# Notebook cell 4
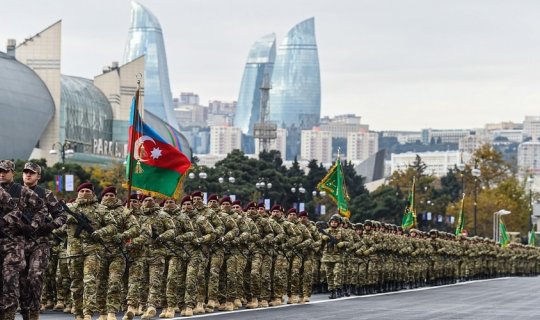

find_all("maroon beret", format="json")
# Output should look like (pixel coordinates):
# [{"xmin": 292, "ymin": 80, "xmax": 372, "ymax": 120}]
[
  {"xmin": 257, "ymin": 202, "xmax": 265, "ymax": 208},
  {"xmin": 208, "ymin": 194, "xmax": 219, "ymax": 202},
  {"xmin": 159, "ymin": 199, "xmax": 166, "ymax": 207},
  {"xmin": 141, "ymin": 194, "xmax": 154, "ymax": 201},
  {"xmin": 232, "ymin": 200, "xmax": 242, "ymax": 207},
  {"xmin": 244, "ymin": 201, "xmax": 256, "ymax": 210},
  {"xmin": 77, "ymin": 182, "xmax": 94, "ymax": 193},
  {"xmin": 298, "ymin": 211, "xmax": 308, "ymax": 218},
  {"xmin": 287, "ymin": 208, "xmax": 297, "ymax": 214},
  {"xmin": 101, "ymin": 186, "xmax": 117, "ymax": 197},
  {"xmin": 180, "ymin": 195, "xmax": 192, "ymax": 205},
  {"xmin": 270, "ymin": 204, "xmax": 282, "ymax": 212},
  {"xmin": 220, "ymin": 196, "xmax": 232, "ymax": 204},
  {"xmin": 191, "ymin": 191, "xmax": 203, "ymax": 198},
  {"xmin": 129, "ymin": 193, "xmax": 139, "ymax": 201}
]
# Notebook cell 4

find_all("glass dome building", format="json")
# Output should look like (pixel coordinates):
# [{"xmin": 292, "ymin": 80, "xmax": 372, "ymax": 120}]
[{"xmin": 0, "ymin": 51, "xmax": 55, "ymax": 160}]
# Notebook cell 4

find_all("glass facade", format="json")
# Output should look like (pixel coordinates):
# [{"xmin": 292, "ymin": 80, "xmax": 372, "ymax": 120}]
[
  {"xmin": 269, "ymin": 18, "xmax": 321, "ymax": 159},
  {"xmin": 234, "ymin": 33, "xmax": 276, "ymax": 135},
  {"xmin": 60, "ymin": 75, "xmax": 113, "ymax": 154},
  {"xmin": 0, "ymin": 52, "xmax": 54, "ymax": 160},
  {"xmin": 122, "ymin": 1, "xmax": 179, "ymax": 130}
]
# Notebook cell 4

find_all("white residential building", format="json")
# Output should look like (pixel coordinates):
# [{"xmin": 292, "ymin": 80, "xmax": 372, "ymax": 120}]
[
  {"xmin": 523, "ymin": 116, "xmax": 540, "ymax": 140},
  {"xmin": 347, "ymin": 131, "xmax": 379, "ymax": 162},
  {"xmin": 301, "ymin": 129, "xmax": 332, "ymax": 163},
  {"xmin": 210, "ymin": 126, "xmax": 242, "ymax": 155},
  {"xmin": 390, "ymin": 151, "xmax": 470, "ymax": 177},
  {"xmin": 517, "ymin": 141, "xmax": 540, "ymax": 175}
]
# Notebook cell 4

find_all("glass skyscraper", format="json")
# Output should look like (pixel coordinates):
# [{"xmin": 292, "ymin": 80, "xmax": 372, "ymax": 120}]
[
  {"xmin": 269, "ymin": 17, "xmax": 321, "ymax": 159},
  {"xmin": 235, "ymin": 33, "xmax": 276, "ymax": 135},
  {"xmin": 122, "ymin": 1, "xmax": 179, "ymax": 130}
]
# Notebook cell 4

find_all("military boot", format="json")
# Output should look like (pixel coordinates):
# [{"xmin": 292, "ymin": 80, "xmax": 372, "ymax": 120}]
[
  {"xmin": 107, "ymin": 313, "xmax": 118, "ymax": 320},
  {"xmin": 259, "ymin": 300, "xmax": 269, "ymax": 308},
  {"xmin": 124, "ymin": 305, "xmax": 137, "ymax": 320},
  {"xmin": 345, "ymin": 285, "xmax": 351, "ymax": 297},
  {"xmin": 53, "ymin": 300, "xmax": 65, "ymax": 310},
  {"xmin": 224, "ymin": 302, "xmax": 234, "ymax": 311},
  {"xmin": 184, "ymin": 307, "xmax": 193, "ymax": 317},
  {"xmin": 329, "ymin": 290, "xmax": 337, "ymax": 299},
  {"xmin": 205, "ymin": 300, "xmax": 216, "ymax": 313},
  {"xmin": 83, "ymin": 315, "xmax": 93, "ymax": 320},
  {"xmin": 98, "ymin": 314, "xmax": 107, "ymax": 320},
  {"xmin": 217, "ymin": 303, "xmax": 227, "ymax": 311},
  {"xmin": 135, "ymin": 305, "xmax": 144, "ymax": 316},
  {"xmin": 45, "ymin": 300, "xmax": 54, "ymax": 309},
  {"xmin": 141, "ymin": 306, "xmax": 156, "ymax": 320},
  {"xmin": 20, "ymin": 309, "xmax": 30, "ymax": 320},
  {"xmin": 193, "ymin": 302, "xmax": 205, "ymax": 314},
  {"xmin": 245, "ymin": 298, "xmax": 258, "ymax": 309},
  {"xmin": 29, "ymin": 310, "xmax": 40, "ymax": 320},
  {"xmin": 337, "ymin": 288, "xmax": 343, "ymax": 298}
]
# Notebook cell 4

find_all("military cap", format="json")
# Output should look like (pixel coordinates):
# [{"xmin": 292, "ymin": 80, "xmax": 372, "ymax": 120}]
[
  {"xmin": 429, "ymin": 229, "xmax": 438, "ymax": 235},
  {"xmin": 287, "ymin": 208, "xmax": 297, "ymax": 214},
  {"xmin": 77, "ymin": 182, "xmax": 94, "ymax": 193},
  {"xmin": 220, "ymin": 196, "xmax": 232, "ymax": 204},
  {"xmin": 180, "ymin": 195, "xmax": 192, "ymax": 205},
  {"xmin": 364, "ymin": 220, "xmax": 373, "ymax": 226},
  {"xmin": 191, "ymin": 190, "xmax": 203, "ymax": 198},
  {"xmin": 244, "ymin": 201, "xmax": 257, "ymax": 210},
  {"xmin": 0, "ymin": 160, "xmax": 14, "ymax": 171},
  {"xmin": 141, "ymin": 194, "xmax": 154, "ymax": 201},
  {"xmin": 397, "ymin": 226, "xmax": 403, "ymax": 232},
  {"xmin": 298, "ymin": 210, "xmax": 308, "ymax": 218},
  {"xmin": 129, "ymin": 193, "xmax": 139, "ymax": 201},
  {"xmin": 270, "ymin": 204, "xmax": 282, "ymax": 212},
  {"xmin": 231, "ymin": 200, "xmax": 242, "ymax": 207},
  {"xmin": 315, "ymin": 221, "xmax": 327, "ymax": 228},
  {"xmin": 23, "ymin": 162, "xmax": 41, "ymax": 174},
  {"xmin": 101, "ymin": 186, "xmax": 117, "ymax": 197},
  {"xmin": 207, "ymin": 194, "xmax": 219, "ymax": 202},
  {"xmin": 354, "ymin": 223, "xmax": 364, "ymax": 230}
]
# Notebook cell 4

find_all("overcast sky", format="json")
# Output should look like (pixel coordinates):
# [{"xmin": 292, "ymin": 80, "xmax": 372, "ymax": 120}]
[{"xmin": 2, "ymin": 0, "xmax": 540, "ymax": 131}]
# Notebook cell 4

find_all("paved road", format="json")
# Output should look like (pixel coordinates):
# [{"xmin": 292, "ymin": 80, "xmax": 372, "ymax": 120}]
[{"xmin": 31, "ymin": 276, "xmax": 539, "ymax": 320}]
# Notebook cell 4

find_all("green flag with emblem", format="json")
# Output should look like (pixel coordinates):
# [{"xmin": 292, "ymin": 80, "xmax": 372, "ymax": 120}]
[
  {"xmin": 499, "ymin": 217, "xmax": 510, "ymax": 247},
  {"xmin": 401, "ymin": 177, "xmax": 416, "ymax": 229},
  {"xmin": 317, "ymin": 153, "xmax": 350, "ymax": 218},
  {"xmin": 529, "ymin": 225, "xmax": 536, "ymax": 246},
  {"xmin": 455, "ymin": 193, "xmax": 466, "ymax": 236}
]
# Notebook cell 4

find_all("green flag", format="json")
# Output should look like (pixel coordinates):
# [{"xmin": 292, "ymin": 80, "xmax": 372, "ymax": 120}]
[
  {"xmin": 529, "ymin": 225, "xmax": 536, "ymax": 246},
  {"xmin": 401, "ymin": 178, "xmax": 416, "ymax": 229},
  {"xmin": 317, "ymin": 154, "xmax": 350, "ymax": 218},
  {"xmin": 499, "ymin": 217, "xmax": 510, "ymax": 247},
  {"xmin": 455, "ymin": 194, "xmax": 466, "ymax": 236}
]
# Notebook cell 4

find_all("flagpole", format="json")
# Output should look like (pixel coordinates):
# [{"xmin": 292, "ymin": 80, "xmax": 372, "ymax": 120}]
[
  {"xmin": 126, "ymin": 79, "xmax": 141, "ymax": 208},
  {"xmin": 412, "ymin": 176, "xmax": 416, "ymax": 228}
]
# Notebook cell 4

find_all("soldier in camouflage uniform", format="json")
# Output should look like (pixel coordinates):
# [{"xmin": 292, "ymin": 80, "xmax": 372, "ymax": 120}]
[
  {"xmin": 97, "ymin": 186, "xmax": 139, "ymax": 320},
  {"xmin": 136, "ymin": 195, "xmax": 175, "ymax": 320},
  {"xmin": 340, "ymin": 218, "xmax": 355, "ymax": 296},
  {"xmin": 20, "ymin": 162, "xmax": 66, "ymax": 320},
  {"xmin": 286, "ymin": 208, "xmax": 312, "ymax": 304},
  {"xmin": 320, "ymin": 214, "xmax": 349, "ymax": 299},
  {"xmin": 298, "ymin": 210, "xmax": 320, "ymax": 303},
  {"xmin": 228, "ymin": 200, "xmax": 251, "ymax": 309},
  {"xmin": 268, "ymin": 205, "xmax": 287, "ymax": 306},
  {"xmin": 313, "ymin": 221, "xmax": 328, "ymax": 294},
  {"xmin": 352, "ymin": 223, "xmax": 368, "ymax": 295},
  {"xmin": 240, "ymin": 202, "xmax": 260, "ymax": 308},
  {"xmin": 66, "ymin": 182, "xmax": 117, "ymax": 320},
  {"xmin": 0, "ymin": 160, "xmax": 31, "ymax": 320}
]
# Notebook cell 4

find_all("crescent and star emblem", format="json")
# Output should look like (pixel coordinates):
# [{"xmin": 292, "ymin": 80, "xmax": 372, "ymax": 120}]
[{"xmin": 134, "ymin": 136, "xmax": 163, "ymax": 161}]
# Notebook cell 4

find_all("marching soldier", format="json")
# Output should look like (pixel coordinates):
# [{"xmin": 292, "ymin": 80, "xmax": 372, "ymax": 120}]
[
  {"xmin": 286, "ymin": 208, "xmax": 312, "ymax": 304},
  {"xmin": 320, "ymin": 214, "xmax": 349, "ymax": 299}
]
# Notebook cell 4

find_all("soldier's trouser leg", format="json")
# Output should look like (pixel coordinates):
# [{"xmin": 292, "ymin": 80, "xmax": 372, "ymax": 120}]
[
  {"xmin": 235, "ymin": 253, "xmax": 247, "ymax": 301},
  {"xmin": 177, "ymin": 259, "xmax": 188, "ymax": 308},
  {"xmin": 165, "ymin": 257, "xmax": 181, "ymax": 309},
  {"xmin": 250, "ymin": 253, "xmax": 263, "ymax": 300},
  {"xmin": 20, "ymin": 241, "xmax": 50, "ymax": 312},
  {"xmin": 289, "ymin": 255, "xmax": 302, "ymax": 296},
  {"xmin": 302, "ymin": 256, "xmax": 314, "ymax": 298},
  {"xmin": 125, "ymin": 256, "xmax": 143, "ymax": 307},
  {"xmin": 260, "ymin": 254, "xmax": 272, "ymax": 302},
  {"xmin": 207, "ymin": 250, "xmax": 224, "ymax": 303},
  {"xmin": 107, "ymin": 255, "xmax": 126, "ymax": 313},
  {"xmin": 56, "ymin": 256, "xmax": 71, "ymax": 305},
  {"xmin": 83, "ymin": 253, "xmax": 101, "ymax": 316},
  {"xmin": 225, "ymin": 255, "xmax": 238, "ymax": 303},
  {"xmin": 69, "ymin": 256, "xmax": 84, "ymax": 317},
  {"xmin": 96, "ymin": 257, "xmax": 109, "ymax": 315},
  {"xmin": 147, "ymin": 255, "xmax": 165, "ymax": 307},
  {"xmin": 185, "ymin": 252, "xmax": 202, "ymax": 309},
  {"xmin": 139, "ymin": 260, "xmax": 149, "ymax": 307},
  {"xmin": 0, "ymin": 237, "xmax": 26, "ymax": 312},
  {"xmin": 41, "ymin": 249, "xmax": 58, "ymax": 305},
  {"xmin": 217, "ymin": 259, "xmax": 227, "ymax": 304},
  {"xmin": 272, "ymin": 254, "xmax": 288, "ymax": 300},
  {"xmin": 196, "ymin": 253, "xmax": 209, "ymax": 303},
  {"xmin": 324, "ymin": 262, "xmax": 336, "ymax": 291}
]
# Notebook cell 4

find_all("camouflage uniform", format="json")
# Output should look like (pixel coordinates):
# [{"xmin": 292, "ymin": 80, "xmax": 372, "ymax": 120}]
[
  {"xmin": 321, "ymin": 215, "xmax": 349, "ymax": 298},
  {"xmin": 287, "ymin": 210, "xmax": 312, "ymax": 303},
  {"xmin": 298, "ymin": 216, "xmax": 319, "ymax": 302},
  {"xmin": 123, "ymin": 200, "xmax": 145, "ymax": 320}
]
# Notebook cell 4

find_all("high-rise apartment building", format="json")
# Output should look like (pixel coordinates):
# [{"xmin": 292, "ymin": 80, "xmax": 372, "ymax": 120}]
[
  {"xmin": 523, "ymin": 116, "xmax": 540, "ymax": 140},
  {"xmin": 270, "ymin": 18, "xmax": 321, "ymax": 159},
  {"xmin": 210, "ymin": 126, "xmax": 242, "ymax": 155},
  {"xmin": 300, "ymin": 129, "xmax": 332, "ymax": 163},
  {"xmin": 122, "ymin": 1, "xmax": 178, "ymax": 130},
  {"xmin": 254, "ymin": 128, "xmax": 287, "ymax": 159},
  {"xmin": 347, "ymin": 131, "xmax": 379, "ymax": 162},
  {"xmin": 235, "ymin": 33, "xmax": 276, "ymax": 135},
  {"xmin": 320, "ymin": 114, "xmax": 369, "ymax": 139},
  {"xmin": 518, "ymin": 141, "xmax": 540, "ymax": 175},
  {"xmin": 390, "ymin": 151, "xmax": 467, "ymax": 177}
]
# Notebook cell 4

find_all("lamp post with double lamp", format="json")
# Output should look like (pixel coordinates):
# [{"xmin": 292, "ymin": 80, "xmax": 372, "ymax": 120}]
[
  {"xmin": 493, "ymin": 209, "xmax": 511, "ymax": 243},
  {"xmin": 312, "ymin": 190, "xmax": 327, "ymax": 216},
  {"xmin": 291, "ymin": 184, "xmax": 306, "ymax": 211},
  {"xmin": 49, "ymin": 142, "xmax": 74, "ymax": 167},
  {"xmin": 255, "ymin": 179, "xmax": 272, "ymax": 200},
  {"xmin": 188, "ymin": 171, "xmax": 207, "ymax": 194},
  {"xmin": 218, "ymin": 173, "xmax": 235, "ymax": 196},
  {"xmin": 471, "ymin": 163, "xmax": 481, "ymax": 236}
]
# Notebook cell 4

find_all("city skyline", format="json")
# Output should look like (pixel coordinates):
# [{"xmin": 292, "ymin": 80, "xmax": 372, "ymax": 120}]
[{"xmin": 3, "ymin": 0, "xmax": 540, "ymax": 131}]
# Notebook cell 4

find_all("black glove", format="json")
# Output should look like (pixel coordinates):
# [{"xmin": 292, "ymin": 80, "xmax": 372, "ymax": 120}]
[
  {"xmin": 17, "ymin": 222, "xmax": 35, "ymax": 235},
  {"xmin": 36, "ymin": 223, "xmax": 56, "ymax": 236}
]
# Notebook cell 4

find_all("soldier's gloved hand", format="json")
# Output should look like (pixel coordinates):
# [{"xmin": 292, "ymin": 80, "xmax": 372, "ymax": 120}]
[
  {"xmin": 113, "ymin": 233, "xmax": 125, "ymax": 244},
  {"xmin": 36, "ymin": 222, "xmax": 55, "ymax": 236},
  {"xmin": 337, "ymin": 242, "xmax": 346, "ymax": 248},
  {"xmin": 321, "ymin": 235, "xmax": 330, "ymax": 241},
  {"xmin": 17, "ymin": 222, "xmax": 34, "ymax": 235},
  {"xmin": 192, "ymin": 238, "xmax": 202, "ymax": 246},
  {"xmin": 90, "ymin": 230, "xmax": 102, "ymax": 241}
]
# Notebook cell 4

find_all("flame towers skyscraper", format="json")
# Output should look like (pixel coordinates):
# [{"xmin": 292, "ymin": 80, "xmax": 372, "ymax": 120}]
[
  {"xmin": 269, "ymin": 17, "xmax": 321, "ymax": 159},
  {"xmin": 122, "ymin": 1, "xmax": 178, "ymax": 130}
]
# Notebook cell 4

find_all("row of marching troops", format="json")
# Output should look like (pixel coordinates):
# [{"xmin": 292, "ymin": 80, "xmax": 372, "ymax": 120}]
[{"xmin": 1, "ymin": 160, "xmax": 540, "ymax": 320}]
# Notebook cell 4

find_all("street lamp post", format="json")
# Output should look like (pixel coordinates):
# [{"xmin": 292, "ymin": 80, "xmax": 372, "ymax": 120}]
[
  {"xmin": 256, "ymin": 179, "xmax": 272, "ymax": 200},
  {"xmin": 456, "ymin": 160, "xmax": 466, "ymax": 196},
  {"xmin": 291, "ymin": 184, "xmax": 306, "ymax": 211},
  {"xmin": 49, "ymin": 142, "xmax": 74, "ymax": 166},
  {"xmin": 312, "ymin": 190, "xmax": 327, "ymax": 215},
  {"xmin": 471, "ymin": 163, "xmax": 481, "ymax": 236},
  {"xmin": 218, "ymin": 173, "xmax": 235, "ymax": 195},
  {"xmin": 188, "ymin": 171, "xmax": 207, "ymax": 193}
]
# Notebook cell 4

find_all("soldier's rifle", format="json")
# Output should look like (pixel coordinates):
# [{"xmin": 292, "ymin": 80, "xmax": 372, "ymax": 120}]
[
  {"xmin": 20, "ymin": 211, "xmax": 40, "ymax": 246},
  {"xmin": 318, "ymin": 227, "xmax": 337, "ymax": 249},
  {"xmin": 61, "ymin": 202, "xmax": 113, "ymax": 256},
  {"xmin": 0, "ymin": 221, "xmax": 14, "ymax": 241},
  {"xmin": 150, "ymin": 224, "xmax": 183, "ymax": 258}
]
